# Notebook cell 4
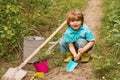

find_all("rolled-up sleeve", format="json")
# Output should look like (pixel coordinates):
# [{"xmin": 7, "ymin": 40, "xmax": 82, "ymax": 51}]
[
  {"xmin": 64, "ymin": 33, "xmax": 74, "ymax": 43},
  {"xmin": 85, "ymin": 29, "xmax": 95, "ymax": 41}
]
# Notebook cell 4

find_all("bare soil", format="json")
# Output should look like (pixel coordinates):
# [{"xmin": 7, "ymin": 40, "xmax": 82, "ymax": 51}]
[{"xmin": 0, "ymin": 0, "xmax": 103, "ymax": 80}]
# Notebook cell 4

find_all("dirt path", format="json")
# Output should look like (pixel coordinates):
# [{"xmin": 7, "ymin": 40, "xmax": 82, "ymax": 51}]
[
  {"xmin": 84, "ymin": 0, "xmax": 102, "ymax": 40},
  {"xmin": 43, "ymin": 0, "xmax": 103, "ymax": 80}
]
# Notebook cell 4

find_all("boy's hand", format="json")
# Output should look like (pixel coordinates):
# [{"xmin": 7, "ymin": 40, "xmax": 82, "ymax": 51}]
[
  {"xmin": 74, "ymin": 53, "xmax": 81, "ymax": 61},
  {"xmin": 74, "ymin": 48, "xmax": 84, "ymax": 61},
  {"xmin": 78, "ymin": 48, "xmax": 85, "ymax": 54},
  {"xmin": 73, "ymin": 54, "xmax": 77, "ymax": 58}
]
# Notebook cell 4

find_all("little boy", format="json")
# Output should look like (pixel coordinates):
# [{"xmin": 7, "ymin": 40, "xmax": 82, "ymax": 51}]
[{"xmin": 59, "ymin": 9, "xmax": 95, "ymax": 62}]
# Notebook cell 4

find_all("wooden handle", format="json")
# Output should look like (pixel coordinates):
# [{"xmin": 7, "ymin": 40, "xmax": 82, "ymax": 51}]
[{"xmin": 18, "ymin": 20, "xmax": 67, "ymax": 69}]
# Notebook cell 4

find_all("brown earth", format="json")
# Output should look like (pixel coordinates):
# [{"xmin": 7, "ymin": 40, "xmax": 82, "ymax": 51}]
[{"xmin": 0, "ymin": 0, "xmax": 103, "ymax": 80}]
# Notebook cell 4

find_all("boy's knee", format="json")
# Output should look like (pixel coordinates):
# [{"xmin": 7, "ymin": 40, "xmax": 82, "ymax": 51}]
[
  {"xmin": 59, "ymin": 38, "xmax": 66, "ymax": 46},
  {"xmin": 76, "ymin": 39, "xmax": 88, "ymax": 48},
  {"xmin": 59, "ymin": 38, "xmax": 68, "ymax": 53}
]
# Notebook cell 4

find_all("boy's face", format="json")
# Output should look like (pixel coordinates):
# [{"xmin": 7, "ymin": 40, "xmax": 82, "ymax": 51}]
[{"xmin": 69, "ymin": 20, "xmax": 82, "ymax": 31}]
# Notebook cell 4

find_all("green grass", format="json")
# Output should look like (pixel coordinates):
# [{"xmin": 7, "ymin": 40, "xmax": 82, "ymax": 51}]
[{"xmin": 91, "ymin": 0, "xmax": 120, "ymax": 80}]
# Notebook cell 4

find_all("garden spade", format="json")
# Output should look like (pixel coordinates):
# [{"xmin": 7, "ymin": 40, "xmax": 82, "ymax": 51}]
[
  {"xmin": 66, "ymin": 59, "xmax": 78, "ymax": 72},
  {"xmin": 2, "ymin": 68, "xmax": 27, "ymax": 80},
  {"xmin": 2, "ymin": 20, "xmax": 67, "ymax": 80}
]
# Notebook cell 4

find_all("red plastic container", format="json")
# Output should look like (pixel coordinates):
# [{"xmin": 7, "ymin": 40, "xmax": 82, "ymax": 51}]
[{"xmin": 34, "ymin": 60, "xmax": 48, "ymax": 73}]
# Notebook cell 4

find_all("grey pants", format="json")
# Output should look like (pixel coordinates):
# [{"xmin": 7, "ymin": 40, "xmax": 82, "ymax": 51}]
[{"xmin": 59, "ymin": 37, "xmax": 89, "ymax": 53}]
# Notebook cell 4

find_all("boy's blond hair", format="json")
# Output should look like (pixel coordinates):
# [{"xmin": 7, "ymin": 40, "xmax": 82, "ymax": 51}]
[{"xmin": 66, "ymin": 9, "xmax": 84, "ymax": 26}]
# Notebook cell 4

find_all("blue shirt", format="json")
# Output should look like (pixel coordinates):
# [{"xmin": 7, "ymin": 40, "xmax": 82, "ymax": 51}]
[{"xmin": 64, "ymin": 24, "xmax": 95, "ymax": 43}]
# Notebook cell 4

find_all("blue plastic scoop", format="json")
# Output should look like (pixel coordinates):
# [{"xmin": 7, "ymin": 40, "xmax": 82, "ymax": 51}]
[{"xmin": 66, "ymin": 60, "xmax": 78, "ymax": 72}]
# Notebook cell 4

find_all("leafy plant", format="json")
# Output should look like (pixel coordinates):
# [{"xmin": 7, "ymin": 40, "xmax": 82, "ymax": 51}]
[
  {"xmin": 0, "ymin": 0, "xmax": 87, "ymax": 60},
  {"xmin": 37, "ymin": 53, "xmax": 47, "ymax": 62},
  {"xmin": 91, "ymin": 0, "xmax": 120, "ymax": 80}
]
